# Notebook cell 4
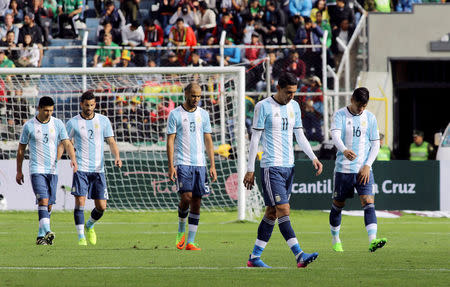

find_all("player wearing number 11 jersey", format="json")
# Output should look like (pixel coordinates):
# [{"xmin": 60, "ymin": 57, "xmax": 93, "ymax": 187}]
[{"xmin": 329, "ymin": 87, "xmax": 387, "ymax": 253}]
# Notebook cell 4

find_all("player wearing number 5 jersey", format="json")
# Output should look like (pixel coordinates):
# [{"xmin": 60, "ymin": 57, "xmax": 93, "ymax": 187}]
[
  {"xmin": 16, "ymin": 96, "xmax": 78, "ymax": 245},
  {"xmin": 65, "ymin": 91, "xmax": 122, "ymax": 246},
  {"xmin": 329, "ymin": 87, "xmax": 387, "ymax": 253}
]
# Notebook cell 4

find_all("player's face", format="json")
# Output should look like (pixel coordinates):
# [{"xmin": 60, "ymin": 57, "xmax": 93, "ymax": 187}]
[
  {"xmin": 186, "ymin": 87, "xmax": 202, "ymax": 109},
  {"xmin": 81, "ymin": 99, "xmax": 96, "ymax": 117},
  {"xmin": 38, "ymin": 105, "xmax": 54, "ymax": 121},
  {"xmin": 350, "ymin": 99, "xmax": 367, "ymax": 115},
  {"xmin": 279, "ymin": 85, "xmax": 297, "ymax": 104}
]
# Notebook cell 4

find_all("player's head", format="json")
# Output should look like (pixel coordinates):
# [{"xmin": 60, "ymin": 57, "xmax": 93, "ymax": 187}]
[
  {"xmin": 350, "ymin": 87, "xmax": 369, "ymax": 114},
  {"xmin": 276, "ymin": 72, "xmax": 298, "ymax": 105},
  {"xmin": 37, "ymin": 96, "xmax": 55, "ymax": 121},
  {"xmin": 184, "ymin": 82, "xmax": 202, "ymax": 109},
  {"xmin": 80, "ymin": 91, "xmax": 96, "ymax": 117}
]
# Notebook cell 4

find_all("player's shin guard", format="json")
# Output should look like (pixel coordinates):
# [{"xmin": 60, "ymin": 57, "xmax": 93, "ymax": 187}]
[
  {"xmin": 330, "ymin": 203, "xmax": 343, "ymax": 244},
  {"xmin": 38, "ymin": 205, "xmax": 50, "ymax": 236},
  {"xmin": 251, "ymin": 216, "xmax": 275, "ymax": 259},
  {"xmin": 278, "ymin": 216, "xmax": 303, "ymax": 259},
  {"xmin": 363, "ymin": 203, "xmax": 377, "ymax": 242},
  {"xmin": 74, "ymin": 206, "xmax": 85, "ymax": 239},
  {"xmin": 86, "ymin": 208, "xmax": 104, "ymax": 229},
  {"xmin": 178, "ymin": 206, "xmax": 189, "ymax": 233},
  {"xmin": 187, "ymin": 212, "xmax": 200, "ymax": 244}
]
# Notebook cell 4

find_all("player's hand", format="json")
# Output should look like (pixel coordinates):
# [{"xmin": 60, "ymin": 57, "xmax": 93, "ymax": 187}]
[
  {"xmin": 312, "ymin": 158, "xmax": 323, "ymax": 176},
  {"xmin": 16, "ymin": 172, "xmax": 24, "ymax": 185},
  {"xmin": 243, "ymin": 172, "xmax": 255, "ymax": 190},
  {"xmin": 70, "ymin": 159, "xmax": 78, "ymax": 173},
  {"xmin": 358, "ymin": 165, "xmax": 371, "ymax": 185},
  {"xmin": 343, "ymin": 149, "xmax": 357, "ymax": 161},
  {"xmin": 168, "ymin": 166, "xmax": 177, "ymax": 182},
  {"xmin": 209, "ymin": 166, "xmax": 217, "ymax": 183},
  {"xmin": 115, "ymin": 158, "xmax": 123, "ymax": 168}
]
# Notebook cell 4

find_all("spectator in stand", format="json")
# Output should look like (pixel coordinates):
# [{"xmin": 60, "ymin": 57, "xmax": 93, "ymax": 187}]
[
  {"xmin": 6, "ymin": 89, "xmax": 30, "ymax": 140},
  {"xmin": 169, "ymin": 4, "xmax": 195, "ymax": 29},
  {"xmin": 310, "ymin": 0, "xmax": 329, "ymax": 23},
  {"xmin": 246, "ymin": 0, "xmax": 264, "ymax": 22},
  {"xmin": 30, "ymin": 0, "xmax": 51, "ymax": 46},
  {"xmin": 294, "ymin": 16, "xmax": 323, "ymax": 77},
  {"xmin": 162, "ymin": 50, "xmax": 182, "ymax": 66},
  {"xmin": 219, "ymin": 0, "xmax": 246, "ymax": 33},
  {"xmin": 98, "ymin": 20, "xmax": 122, "ymax": 44},
  {"xmin": 289, "ymin": 0, "xmax": 312, "ymax": 17},
  {"xmin": 396, "ymin": 0, "xmax": 421, "ymax": 12},
  {"xmin": 242, "ymin": 14, "xmax": 255, "ymax": 44},
  {"xmin": 188, "ymin": 51, "xmax": 207, "ymax": 67},
  {"xmin": 329, "ymin": 0, "xmax": 354, "ymax": 30},
  {"xmin": 285, "ymin": 14, "xmax": 302, "ymax": 46},
  {"xmin": 298, "ymin": 75, "xmax": 323, "ymax": 142},
  {"xmin": 17, "ymin": 33, "xmax": 40, "ymax": 66},
  {"xmin": 120, "ymin": 0, "xmax": 140, "ymax": 23},
  {"xmin": 282, "ymin": 50, "xmax": 307, "ymax": 81},
  {"xmin": 0, "ymin": 31, "xmax": 20, "ymax": 64},
  {"xmin": 143, "ymin": 19, "xmax": 164, "ymax": 66},
  {"xmin": 120, "ymin": 49, "xmax": 131, "ymax": 67},
  {"xmin": 43, "ymin": 0, "xmax": 57, "ymax": 21},
  {"xmin": 197, "ymin": 33, "xmax": 217, "ymax": 65},
  {"xmin": 0, "ymin": 49, "xmax": 16, "ymax": 67},
  {"xmin": 158, "ymin": 0, "xmax": 176, "ymax": 33},
  {"xmin": 193, "ymin": 0, "xmax": 216, "ymax": 43},
  {"xmin": 99, "ymin": 1, "xmax": 125, "ymax": 36},
  {"xmin": 128, "ymin": 96, "xmax": 151, "ymax": 142},
  {"xmin": 0, "ymin": 13, "xmax": 20, "ymax": 43},
  {"xmin": 217, "ymin": 37, "xmax": 240, "ymax": 65},
  {"xmin": 365, "ymin": 0, "xmax": 393, "ymax": 12},
  {"xmin": 212, "ymin": 12, "xmax": 238, "ymax": 42},
  {"xmin": 56, "ymin": 0, "xmax": 83, "ymax": 38},
  {"xmin": 244, "ymin": 32, "xmax": 264, "ymax": 64},
  {"xmin": 19, "ymin": 13, "xmax": 43, "ymax": 66},
  {"xmin": 168, "ymin": 17, "xmax": 197, "ymax": 65},
  {"xmin": 0, "ymin": 0, "xmax": 9, "ymax": 22},
  {"xmin": 121, "ymin": 20, "xmax": 145, "ymax": 66},
  {"xmin": 6, "ymin": 0, "xmax": 24, "ymax": 23},
  {"xmin": 315, "ymin": 10, "xmax": 331, "ymax": 48},
  {"xmin": 93, "ymin": 33, "xmax": 121, "ymax": 67},
  {"xmin": 331, "ymin": 18, "xmax": 354, "ymax": 67},
  {"xmin": 262, "ymin": 0, "xmax": 286, "ymax": 45},
  {"xmin": 112, "ymin": 96, "xmax": 130, "ymax": 142}
]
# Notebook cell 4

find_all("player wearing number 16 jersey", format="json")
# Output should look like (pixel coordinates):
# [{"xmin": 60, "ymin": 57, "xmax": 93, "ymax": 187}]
[{"xmin": 329, "ymin": 87, "xmax": 387, "ymax": 253}]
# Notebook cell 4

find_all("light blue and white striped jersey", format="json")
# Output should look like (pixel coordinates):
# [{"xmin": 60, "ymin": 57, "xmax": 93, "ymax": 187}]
[
  {"xmin": 167, "ymin": 106, "xmax": 212, "ymax": 167},
  {"xmin": 331, "ymin": 107, "xmax": 379, "ymax": 173},
  {"xmin": 253, "ymin": 96, "xmax": 303, "ymax": 168},
  {"xmin": 66, "ymin": 113, "xmax": 114, "ymax": 173},
  {"xmin": 19, "ymin": 116, "xmax": 69, "ymax": 175}
]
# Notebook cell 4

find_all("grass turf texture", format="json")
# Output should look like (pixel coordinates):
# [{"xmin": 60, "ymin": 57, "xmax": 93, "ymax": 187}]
[{"xmin": 0, "ymin": 211, "xmax": 449, "ymax": 286}]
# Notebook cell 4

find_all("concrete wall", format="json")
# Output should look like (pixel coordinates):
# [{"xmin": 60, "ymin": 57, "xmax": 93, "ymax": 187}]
[{"xmin": 368, "ymin": 4, "xmax": 450, "ymax": 72}]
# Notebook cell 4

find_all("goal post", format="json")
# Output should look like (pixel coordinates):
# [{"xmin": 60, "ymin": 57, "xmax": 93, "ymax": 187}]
[{"xmin": 0, "ymin": 67, "xmax": 262, "ymax": 221}]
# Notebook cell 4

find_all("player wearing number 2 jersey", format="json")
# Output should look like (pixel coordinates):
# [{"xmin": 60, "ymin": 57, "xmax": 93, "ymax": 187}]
[
  {"xmin": 16, "ymin": 96, "xmax": 78, "ymax": 245},
  {"xmin": 329, "ymin": 87, "xmax": 387, "ymax": 253}
]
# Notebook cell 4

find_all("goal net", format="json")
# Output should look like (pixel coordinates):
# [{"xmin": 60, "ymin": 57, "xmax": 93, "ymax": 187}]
[{"xmin": 0, "ymin": 67, "xmax": 264, "ymax": 220}]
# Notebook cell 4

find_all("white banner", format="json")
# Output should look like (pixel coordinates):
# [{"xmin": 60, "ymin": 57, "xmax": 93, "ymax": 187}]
[{"xmin": 0, "ymin": 160, "xmax": 94, "ymax": 211}]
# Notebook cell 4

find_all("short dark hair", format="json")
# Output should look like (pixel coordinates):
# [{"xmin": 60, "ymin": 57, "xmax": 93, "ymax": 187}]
[
  {"xmin": 176, "ymin": 17, "xmax": 184, "ymax": 23},
  {"xmin": 278, "ymin": 73, "xmax": 298, "ymax": 88},
  {"xmin": 38, "ymin": 96, "xmax": 54, "ymax": 108},
  {"xmin": 304, "ymin": 16, "xmax": 312, "ymax": 24},
  {"xmin": 105, "ymin": 1, "xmax": 114, "ymax": 8},
  {"xmin": 352, "ymin": 87, "xmax": 370, "ymax": 105},
  {"xmin": 130, "ymin": 20, "xmax": 140, "ymax": 28},
  {"xmin": 199, "ymin": 1, "xmax": 208, "ymax": 9},
  {"xmin": 81, "ymin": 91, "xmax": 95, "ymax": 102},
  {"xmin": 143, "ymin": 18, "xmax": 154, "ymax": 27}
]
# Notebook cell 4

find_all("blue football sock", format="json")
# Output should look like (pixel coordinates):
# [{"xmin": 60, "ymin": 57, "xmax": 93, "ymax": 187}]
[
  {"xmin": 251, "ymin": 216, "xmax": 275, "ymax": 259},
  {"xmin": 278, "ymin": 215, "xmax": 302, "ymax": 258},
  {"xmin": 38, "ymin": 205, "xmax": 50, "ymax": 236},
  {"xmin": 364, "ymin": 203, "xmax": 377, "ymax": 242},
  {"xmin": 187, "ymin": 212, "xmax": 200, "ymax": 244},
  {"xmin": 330, "ymin": 203, "xmax": 343, "ymax": 244},
  {"xmin": 178, "ymin": 206, "xmax": 189, "ymax": 233},
  {"xmin": 74, "ymin": 206, "xmax": 85, "ymax": 239}
]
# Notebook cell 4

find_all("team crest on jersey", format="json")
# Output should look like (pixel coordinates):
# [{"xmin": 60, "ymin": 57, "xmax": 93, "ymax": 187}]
[
  {"xmin": 95, "ymin": 124, "xmax": 100, "ymax": 130},
  {"xmin": 196, "ymin": 116, "xmax": 202, "ymax": 123},
  {"xmin": 362, "ymin": 120, "xmax": 367, "ymax": 128},
  {"xmin": 50, "ymin": 128, "xmax": 55, "ymax": 134},
  {"xmin": 289, "ymin": 111, "xmax": 294, "ymax": 119}
]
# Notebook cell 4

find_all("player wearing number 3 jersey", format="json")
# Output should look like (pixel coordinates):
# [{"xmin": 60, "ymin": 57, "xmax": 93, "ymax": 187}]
[{"xmin": 329, "ymin": 87, "xmax": 387, "ymax": 253}]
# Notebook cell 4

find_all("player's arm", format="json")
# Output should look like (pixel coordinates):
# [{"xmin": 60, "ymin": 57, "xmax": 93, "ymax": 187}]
[
  {"xmin": 106, "ymin": 137, "xmax": 122, "ymax": 168},
  {"xmin": 57, "ymin": 142, "xmax": 65, "ymax": 160},
  {"xmin": 243, "ymin": 129, "xmax": 263, "ymax": 190},
  {"xmin": 331, "ymin": 129, "xmax": 356, "ymax": 161},
  {"xmin": 166, "ymin": 133, "xmax": 177, "ymax": 182},
  {"xmin": 16, "ymin": 143, "xmax": 27, "ymax": 185},
  {"xmin": 61, "ymin": 139, "xmax": 78, "ymax": 173},
  {"xmin": 204, "ymin": 133, "xmax": 217, "ymax": 182},
  {"xmin": 358, "ymin": 139, "xmax": 380, "ymax": 185},
  {"xmin": 294, "ymin": 128, "xmax": 323, "ymax": 176}
]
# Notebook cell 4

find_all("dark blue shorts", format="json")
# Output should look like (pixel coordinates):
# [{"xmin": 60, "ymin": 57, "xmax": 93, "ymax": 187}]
[
  {"xmin": 333, "ymin": 172, "xmax": 375, "ymax": 201},
  {"xmin": 31, "ymin": 174, "xmax": 58, "ymax": 205},
  {"xmin": 176, "ymin": 165, "xmax": 210, "ymax": 197},
  {"xmin": 261, "ymin": 167, "xmax": 294, "ymax": 206},
  {"xmin": 71, "ymin": 171, "xmax": 108, "ymax": 200}
]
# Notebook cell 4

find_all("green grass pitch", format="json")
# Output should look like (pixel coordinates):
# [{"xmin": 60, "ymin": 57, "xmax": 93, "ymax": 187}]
[{"xmin": 0, "ymin": 210, "xmax": 449, "ymax": 286}]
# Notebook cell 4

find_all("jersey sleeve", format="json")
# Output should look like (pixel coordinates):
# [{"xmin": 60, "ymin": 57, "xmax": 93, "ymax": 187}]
[
  {"xmin": 202, "ymin": 110, "xmax": 212, "ymax": 134},
  {"xmin": 369, "ymin": 114, "xmax": 380, "ymax": 141},
  {"xmin": 331, "ymin": 111, "xmax": 343, "ymax": 131},
  {"xmin": 293, "ymin": 101, "xmax": 303, "ymax": 129},
  {"xmin": 57, "ymin": 120, "xmax": 69, "ymax": 142},
  {"xmin": 167, "ymin": 110, "xmax": 178, "ymax": 135},
  {"xmin": 103, "ymin": 116, "xmax": 114, "ymax": 138},
  {"xmin": 19, "ymin": 123, "xmax": 29, "ymax": 145},
  {"xmin": 252, "ymin": 102, "xmax": 266, "ymax": 130}
]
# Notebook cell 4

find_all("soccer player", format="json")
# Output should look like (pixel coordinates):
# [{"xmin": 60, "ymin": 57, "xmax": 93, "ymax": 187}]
[
  {"xmin": 329, "ymin": 87, "xmax": 387, "ymax": 252},
  {"xmin": 64, "ymin": 91, "xmax": 122, "ymax": 246},
  {"xmin": 16, "ymin": 96, "xmax": 78, "ymax": 245},
  {"xmin": 244, "ymin": 72, "xmax": 323, "ymax": 268},
  {"xmin": 166, "ymin": 83, "xmax": 217, "ymax": 251}
]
